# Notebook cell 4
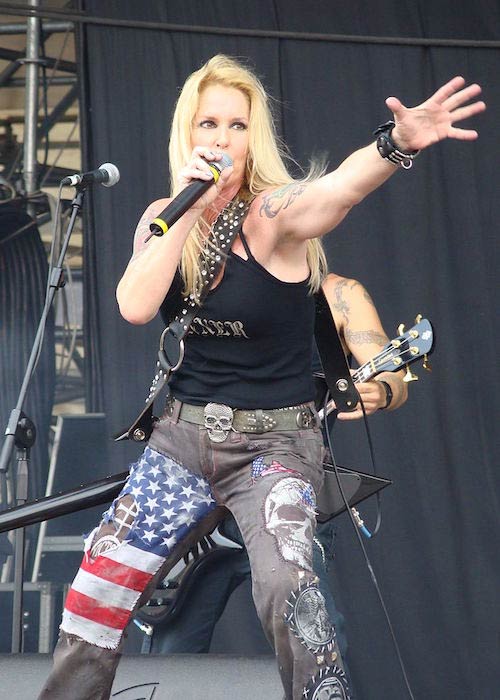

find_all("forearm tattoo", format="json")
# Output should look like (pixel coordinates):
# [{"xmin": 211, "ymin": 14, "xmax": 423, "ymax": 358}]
[
  {"xmin": 131, "ymin": 206, "xmax": 155, "ymax": 261},
  {"xmin": 259, "ymin": 183, "xmax": 306, "ymax": 219},
  {"xmin": 345, "ymin": 328, "xmax": 388, "ymax": 346}
]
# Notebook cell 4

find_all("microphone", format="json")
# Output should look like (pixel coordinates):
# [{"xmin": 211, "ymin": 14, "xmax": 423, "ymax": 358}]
[
  {"xmin": 61, "ymin": 163, "xmax": 120, "ymax": 188},
  {"xmin": 149, "ymin": 153, "xmax": 233, "ymax": 237}
]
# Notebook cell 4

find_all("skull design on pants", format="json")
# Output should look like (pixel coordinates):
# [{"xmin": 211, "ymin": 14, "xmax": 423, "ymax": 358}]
[{"xmin": 265, "ymin": 477, "xmax": 316, "ymax": 571}]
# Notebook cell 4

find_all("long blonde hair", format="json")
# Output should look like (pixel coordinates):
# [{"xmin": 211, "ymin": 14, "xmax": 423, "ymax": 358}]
[{"xmin": 169, "ymin": 54, "xmax": 327, "ymax": 299}]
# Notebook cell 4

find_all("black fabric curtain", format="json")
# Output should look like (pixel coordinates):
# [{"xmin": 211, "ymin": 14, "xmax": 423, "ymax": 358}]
[
  {"xmin": 79, "ymin": 2, "xmax": 499, "ymax": 697},
  {"xmin": 0, "ymin": 203, "xmax": 55, "ymax": 501}
]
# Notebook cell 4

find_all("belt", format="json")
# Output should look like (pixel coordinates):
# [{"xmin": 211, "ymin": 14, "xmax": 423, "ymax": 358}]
[{"xmin": 165, "ymin": 398, "xmax": 317, "ymax": 441}]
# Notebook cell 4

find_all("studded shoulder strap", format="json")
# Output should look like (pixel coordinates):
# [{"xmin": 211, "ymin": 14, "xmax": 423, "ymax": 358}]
[{"xmin": 114, "ymin": 199, "xmax": 251, "ymax": 442}]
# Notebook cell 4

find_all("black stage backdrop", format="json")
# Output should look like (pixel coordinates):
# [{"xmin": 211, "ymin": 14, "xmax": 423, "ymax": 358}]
[
  {"xmin": 78, "ymin": 2, "xmax": 499, "ymax": 698},
  {"xmin": 0, "ymin": 205, "xmax": 55, "ymax": 502}
]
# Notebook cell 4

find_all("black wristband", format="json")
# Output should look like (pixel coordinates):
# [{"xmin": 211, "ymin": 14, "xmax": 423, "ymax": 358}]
[
  {"xmin": 373, "ymin": 120, "xmax": 419, "ymax": 170},
  {"xmin": 378, "ymin": 380, "xmax": 393, "ymax": 410}
]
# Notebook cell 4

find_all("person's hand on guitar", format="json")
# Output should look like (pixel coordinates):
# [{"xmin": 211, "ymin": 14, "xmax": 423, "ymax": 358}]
[{"xmin": 336, "ymin": 374, "xmax": 396, "ymax": 420}]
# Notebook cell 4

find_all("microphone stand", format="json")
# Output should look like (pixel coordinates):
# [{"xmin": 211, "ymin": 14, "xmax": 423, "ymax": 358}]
[{"xmin": 0, "ymin": 184, "xmax": 86, "ymax": 653}]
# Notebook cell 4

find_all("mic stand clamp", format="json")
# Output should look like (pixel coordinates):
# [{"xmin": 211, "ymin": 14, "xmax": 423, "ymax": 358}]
[{"xmin": 0, "ymin": 185, "xmax": 86, "ymax": 653}]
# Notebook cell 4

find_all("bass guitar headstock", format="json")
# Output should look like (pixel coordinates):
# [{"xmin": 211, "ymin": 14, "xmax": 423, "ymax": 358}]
[
  {"xmin": 355, "ymin": 316, "xmax": 434, "ymax": 384},
  {"xmin": 390, "ymin": 315, "xmax": 434, "ymax": 381}
]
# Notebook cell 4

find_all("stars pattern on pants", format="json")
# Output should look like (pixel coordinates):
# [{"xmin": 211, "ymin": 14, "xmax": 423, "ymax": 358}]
[{"xmin": 103, "ymin": 446, "xmax": 217, "ymax": 558}]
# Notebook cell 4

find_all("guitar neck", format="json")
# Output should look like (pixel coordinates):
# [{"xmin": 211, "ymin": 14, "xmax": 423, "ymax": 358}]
[{"xmin": 316, "ymin": 317, "xmax": 433, "ymax": 422}]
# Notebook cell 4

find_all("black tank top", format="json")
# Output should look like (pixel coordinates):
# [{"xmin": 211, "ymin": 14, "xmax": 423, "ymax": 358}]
[{"xmin": 161, "ymin": 230, "xmax": 316, "ymax": 409}]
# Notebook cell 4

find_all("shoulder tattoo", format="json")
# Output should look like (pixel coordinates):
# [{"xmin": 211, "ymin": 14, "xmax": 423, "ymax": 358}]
[
  {"xmin": 330, "ymin": 279, "xmax": 350, "ymax": 322},
  {"xmin": 259, "ymin": 183, "xmax": 306, "ymax": 219},
  {"xmin": 349, "ymin": 280, "xmax": 376, "ymax": 307}
]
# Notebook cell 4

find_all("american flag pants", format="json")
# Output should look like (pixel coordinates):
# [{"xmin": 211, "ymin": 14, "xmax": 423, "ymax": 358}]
[{"xmin": 38, "ymin": 402, "xmax": 351, "ymax": 700}]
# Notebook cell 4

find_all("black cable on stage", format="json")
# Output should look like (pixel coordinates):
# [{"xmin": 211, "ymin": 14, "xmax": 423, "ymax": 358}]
[
  {"xmin": 322, "ymin": 391, "xmax": 415, "ymax": 700},
  {"xmin": 354, "ymin": 398, "xmax": 383, "ymax": 537}
]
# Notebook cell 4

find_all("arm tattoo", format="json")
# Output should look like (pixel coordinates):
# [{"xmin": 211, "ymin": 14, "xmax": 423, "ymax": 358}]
[
  {"xmin": 345, "ymin": 328, "xmax": 388, "ymax": 346},
  {"xmin": 331, "ymin": 279, "xmax": 350, "ymax": 322},
  {"xmin": 349, "ymin": 280, "xmax": 376, "ymax": 307},
  {"xmin": 259, "ymin": 183, "xmax": 306, "ymax": 219},
  {"xmin": 131, "ymin": 207, "xmax": 155, "ymax": 261},
  {"xmin": 362, "ymin": 288, "xmax": 375, "ymax": 306}
]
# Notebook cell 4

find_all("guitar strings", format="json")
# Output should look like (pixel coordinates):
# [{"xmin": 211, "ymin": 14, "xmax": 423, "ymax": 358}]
[{"xmin": 352, "ymin": 344, "xmax": 416, "ymax": 382}]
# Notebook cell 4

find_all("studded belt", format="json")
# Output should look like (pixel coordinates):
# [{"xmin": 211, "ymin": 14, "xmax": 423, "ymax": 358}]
[{"xmin": 165, "ymin": 398, "xmax": 317, "ymax": 442}]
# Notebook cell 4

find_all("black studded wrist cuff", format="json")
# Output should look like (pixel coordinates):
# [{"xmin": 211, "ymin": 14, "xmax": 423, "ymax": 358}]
[{"xmin": 373, "ymin": 120, "xmax": 420, "ymax": 170}]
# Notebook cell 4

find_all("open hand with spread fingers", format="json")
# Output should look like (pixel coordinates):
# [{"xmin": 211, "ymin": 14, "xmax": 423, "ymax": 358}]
[{"xmin": 388, "ymin": 76, "xmax": 486, "ymax": 153}]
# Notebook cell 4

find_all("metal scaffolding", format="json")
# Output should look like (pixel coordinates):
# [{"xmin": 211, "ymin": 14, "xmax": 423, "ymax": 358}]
[{"xmin": 0, "ymin": 3, "xmax": 76, "ymax": 194}]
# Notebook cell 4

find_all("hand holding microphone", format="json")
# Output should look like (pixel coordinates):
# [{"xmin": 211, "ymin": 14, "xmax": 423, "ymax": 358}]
[{"xmin": 147, "ymin": 150, "xmax": 233, "ymax": 240}]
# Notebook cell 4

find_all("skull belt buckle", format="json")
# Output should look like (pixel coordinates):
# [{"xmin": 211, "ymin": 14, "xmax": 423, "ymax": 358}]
[
  {"xmin": 296, "ymin": 409, "xmax": 314, "ymax": 429},
  {"xmin": 204, "ymin": 402, "xmax": 234, "ymax": 443}
]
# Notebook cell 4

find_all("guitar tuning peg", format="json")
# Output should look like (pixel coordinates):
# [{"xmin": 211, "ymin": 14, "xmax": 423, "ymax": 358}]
[
  {"xmin": 398, "ymin": 323, "xmax": 405, "ymax": 336},
  {"xmin": 422, "ymin": 354, "xmax": 432, "ymax": 372},
  {"xmin": 415, "ymin": 313, "xmax": 422, "ymax": 324},
  {"xmin": 403, "ymin": 364, "xmax": 419, "ymax": 383}
]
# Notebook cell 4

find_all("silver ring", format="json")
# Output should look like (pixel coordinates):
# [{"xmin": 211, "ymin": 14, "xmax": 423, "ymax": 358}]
[{"xmin": 159, "ymin": 326, "xmax": 185, "ymax": 373}]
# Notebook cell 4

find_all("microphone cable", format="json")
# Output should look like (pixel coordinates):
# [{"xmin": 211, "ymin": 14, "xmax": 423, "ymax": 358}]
[
  {"xmin": 352, "ymin": 397, "xmax": 383, "ymax": 539},
  {"xmin": 321, "ymin": 391, "xmax": 415, "ymax": 700}
]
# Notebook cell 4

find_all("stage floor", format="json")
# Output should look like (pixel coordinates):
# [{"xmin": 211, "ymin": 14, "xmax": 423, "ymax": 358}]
[{"xmin": 0, "ymin": 653, "xmax": 284, "ymax": 699}]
